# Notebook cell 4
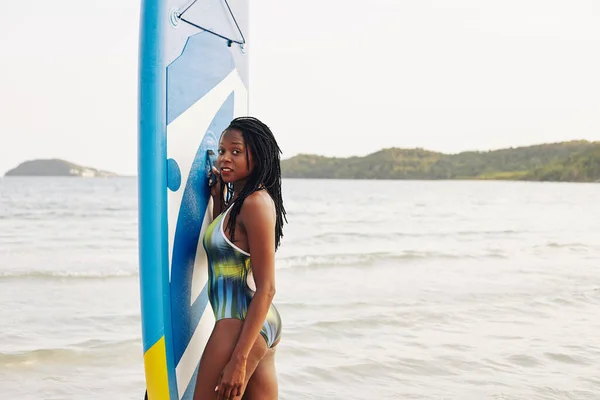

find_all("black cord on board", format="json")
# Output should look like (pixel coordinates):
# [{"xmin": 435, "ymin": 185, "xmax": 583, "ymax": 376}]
[{"xmin": 177, "ymin": 0, "xmax": 245, "ymax": 47}]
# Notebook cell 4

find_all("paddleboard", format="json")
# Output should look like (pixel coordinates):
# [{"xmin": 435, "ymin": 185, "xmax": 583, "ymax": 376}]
[{"xmin": 137, "ymin": 1, "xmax": 249, "ymax": 399}]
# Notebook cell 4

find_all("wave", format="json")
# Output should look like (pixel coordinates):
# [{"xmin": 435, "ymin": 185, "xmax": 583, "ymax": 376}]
[
  {"xmin": 0, "ymin": 338, "xmax": 141, "ymax": 367},
  {"xmin": 0, "ymin": 269, "xmax": 138, "ymax": 280},
  {"xmin": 530, "ymin": 241, "xmax": 593, "ymax": 255},
  {"xmin": 0, "ymin": 348, "xmax": 83, "ymax": 366},
  {"xmin": 295, "ymin": 229, "xmax": 524, "ymax": 244},
  {"xmin": 455, "ymin": 229, "xmax": 522, "ymax": 236},
  {"xmin": 304, "ymin": 315, "xmax": 413, "ymax": 331},
  {"xmin": 545, "ymin": 242, "xmax": 590, "ymax": 249},
  {"xmin": 277, "ymin": 250, "xmax": 505, "ymax": 269}
]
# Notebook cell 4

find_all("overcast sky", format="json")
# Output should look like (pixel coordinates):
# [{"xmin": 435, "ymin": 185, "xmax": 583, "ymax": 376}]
[{"xmin": 1, "ymin": 0, "xmax": 599, "ymax": 175}]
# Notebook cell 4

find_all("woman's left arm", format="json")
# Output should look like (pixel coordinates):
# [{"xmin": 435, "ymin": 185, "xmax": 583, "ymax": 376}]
[
  {"xmin": 216, "ymin": 193, "xmax": 276, "ymax": 399},
  {"xmin": 232, "ymin": 193, "xmax": 276, "ymax": 360}
]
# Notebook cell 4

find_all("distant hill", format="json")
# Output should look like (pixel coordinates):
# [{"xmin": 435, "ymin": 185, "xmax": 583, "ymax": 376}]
[
  {"xmin": 4, "ymin": 159, "xmax": 118, "ymax": 177},
  {"xmin": 281, "ymin": 141, "xmax": 600, "ymax": 182}
]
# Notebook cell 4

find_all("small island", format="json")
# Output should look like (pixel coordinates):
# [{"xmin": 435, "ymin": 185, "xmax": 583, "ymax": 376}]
[
  {"xmin": 4, "ymin": 159, "xmax": 118, "ymax": 177},
  {"xmin": 281, "ymin": 140, "xmax": 600, "ymax": 182}
]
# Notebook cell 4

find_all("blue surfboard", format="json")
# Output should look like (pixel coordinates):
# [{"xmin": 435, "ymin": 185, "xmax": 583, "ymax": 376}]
[{"xmin": 137, "ymin": 1, "xmax": 249, "ymax": 398}]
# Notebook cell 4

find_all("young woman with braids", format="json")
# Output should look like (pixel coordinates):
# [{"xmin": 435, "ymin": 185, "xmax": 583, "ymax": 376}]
[{"xmin": 193, "ymin": 117, "xmax": 286, "ymax": 400}]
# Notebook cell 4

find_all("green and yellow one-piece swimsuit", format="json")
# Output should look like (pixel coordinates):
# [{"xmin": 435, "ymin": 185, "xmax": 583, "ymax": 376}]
[{"xmin": 202, "ymin": 204, "xmax": 282, "ymax": 347}]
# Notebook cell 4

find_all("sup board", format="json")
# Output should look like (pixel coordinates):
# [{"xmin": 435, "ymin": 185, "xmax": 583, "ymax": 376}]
[{"xmin": 137, "ymin": 1, "xmax": 249, "ymax": 399}]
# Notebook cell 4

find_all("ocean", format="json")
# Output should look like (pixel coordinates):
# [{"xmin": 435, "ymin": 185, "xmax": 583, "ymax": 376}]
[{"xmin": 1, "ymin": 177, "xmax": 599, "ymax": 399}]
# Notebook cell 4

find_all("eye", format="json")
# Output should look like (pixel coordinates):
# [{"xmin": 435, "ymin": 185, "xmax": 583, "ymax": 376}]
[
  {"xmin": 232, "ymin": 150, "xmax": 241, "ymax": 155},
  {"xmin": 218, "ymin": 148, "xmax": 225, "ymax": 155}
]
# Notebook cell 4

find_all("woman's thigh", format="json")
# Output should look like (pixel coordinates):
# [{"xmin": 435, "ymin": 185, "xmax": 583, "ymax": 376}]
[
  {"xmin": 242, "ymin": 346, "xmax": 278, "ymax": 400},
  {"xmin": 193, "ymin": 319, "xmax": 271, "ymax": 400},
  {"xmin": 193, "ymin": 319, "xmax": 243, "ymax": 400}
]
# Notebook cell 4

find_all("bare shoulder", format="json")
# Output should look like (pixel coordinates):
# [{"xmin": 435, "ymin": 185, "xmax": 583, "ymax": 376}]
[{"xmin": 240, "ymin": 190, "xmax": 275, "ymax": 225}]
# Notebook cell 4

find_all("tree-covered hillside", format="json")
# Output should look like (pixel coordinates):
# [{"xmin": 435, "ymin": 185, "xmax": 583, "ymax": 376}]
[{"xmin": 281, "ymin": 141, "xmax": 600, "ymax": 182}]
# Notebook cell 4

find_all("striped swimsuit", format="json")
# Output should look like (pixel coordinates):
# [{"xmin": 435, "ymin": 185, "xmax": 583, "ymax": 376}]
[{"xmin": 202, "ymin": 204, "xmax": 282, "ymax": 347}]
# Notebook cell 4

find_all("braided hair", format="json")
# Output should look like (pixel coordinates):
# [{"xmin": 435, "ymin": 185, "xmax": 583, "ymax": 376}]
[{"xmin": 219, "ymin": 116, "xmax": 287, "ymax": 250}]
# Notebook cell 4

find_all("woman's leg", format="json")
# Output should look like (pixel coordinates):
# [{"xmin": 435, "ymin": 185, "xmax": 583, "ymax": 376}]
[
  {"xmin": 193, "ymin": 319, "xmax": 270, "ymax": 400},
  {"xmin": 193, "ymin": 320, "xmax": 240, "ymax": 400},
  {"xmin": 242, "ymin": 346, "xmax": 278, "ymax": 400}
]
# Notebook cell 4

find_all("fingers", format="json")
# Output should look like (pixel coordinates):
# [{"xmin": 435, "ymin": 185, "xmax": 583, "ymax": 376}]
[
  {"xmin": 217, "ymin": 384, "xmax": 229, "ymax": 400},
  {"xmin": 208, "ymin": 166, "xmax": 222, "ymax": 188},
  {"xmin": 216, "ymin": 379, "xmax": 227, "ymax": 400},
  {"xmin": 215, "ymin": 372, "xmax": 222, "ymax": 397},
  {"xmin": 207, "ymin": 166, "xmax": 220, "ymax": 178},
  {"xmin": 224, "ymin": 385, "xmax": 234, "ymax": 400},
  {"xmin": 216, "ymin": 382, "xmax": 242, "ymax": 400}
]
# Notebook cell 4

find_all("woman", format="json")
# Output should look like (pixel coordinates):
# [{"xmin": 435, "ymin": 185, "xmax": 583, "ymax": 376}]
[{"xmin": 193, "ymin": 117, "xmax": 286, "ymax": 400}]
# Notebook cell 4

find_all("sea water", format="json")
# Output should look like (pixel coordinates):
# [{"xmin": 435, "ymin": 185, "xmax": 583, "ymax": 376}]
[{"xmin": 1, "ymin": 177, "xmax": 599, "ymax": 399}]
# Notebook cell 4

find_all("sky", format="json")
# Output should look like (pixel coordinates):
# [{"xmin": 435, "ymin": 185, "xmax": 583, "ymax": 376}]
[{"xmin": 1, "ymin": 0, "xmax": 599, "ymax": 176}]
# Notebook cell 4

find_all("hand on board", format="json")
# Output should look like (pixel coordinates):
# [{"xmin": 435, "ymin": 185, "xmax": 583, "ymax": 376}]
[{"xmin": 208, "ymin": 165, "xmax": 222, "ymax": 199}]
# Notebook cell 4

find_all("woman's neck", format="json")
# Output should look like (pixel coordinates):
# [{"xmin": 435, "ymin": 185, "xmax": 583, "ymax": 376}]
[
  {"xmin": 231, "ymin": 181, "xmax": 265, "ymax": 199},
  {"xmin": 232, "ymin": 181, "xmax": 246, "ymax": 198}
]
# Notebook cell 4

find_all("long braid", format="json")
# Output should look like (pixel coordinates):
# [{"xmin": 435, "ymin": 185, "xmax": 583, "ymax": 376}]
[{"xmin": 220, "ymin": 117, "xmax": 287, "ymax": 250}]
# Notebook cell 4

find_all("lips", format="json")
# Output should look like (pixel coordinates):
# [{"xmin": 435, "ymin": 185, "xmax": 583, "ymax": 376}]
[{"xmin": 221, "ymin": 167, "xmax": 233, "ymax": 174}]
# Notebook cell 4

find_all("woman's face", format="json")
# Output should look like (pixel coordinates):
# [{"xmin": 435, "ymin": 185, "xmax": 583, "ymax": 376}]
[{"xmin": 217, "ymin": 129, "xmax": 254, "ymax": 184}]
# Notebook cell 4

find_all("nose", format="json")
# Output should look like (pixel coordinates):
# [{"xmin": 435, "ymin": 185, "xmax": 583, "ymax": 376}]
[{"xmin": 218, "ymin": 151, "xmax": 231, "ymax": 164}]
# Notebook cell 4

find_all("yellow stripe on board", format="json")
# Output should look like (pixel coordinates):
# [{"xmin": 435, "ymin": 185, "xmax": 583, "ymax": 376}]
[{"xmin": 144, "ymin": 336, "xmax": 170, "ymax": 400}]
